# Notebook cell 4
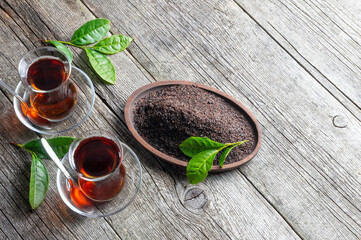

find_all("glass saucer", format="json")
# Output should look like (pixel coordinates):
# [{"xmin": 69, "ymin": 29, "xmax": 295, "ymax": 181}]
[
  {"xmin": 56, "ymin": 142, "xmax": 142, "ymax": 218},
  {"xmin": 13, "ymin": 66, "xmax": 95, "ymax": 135}
]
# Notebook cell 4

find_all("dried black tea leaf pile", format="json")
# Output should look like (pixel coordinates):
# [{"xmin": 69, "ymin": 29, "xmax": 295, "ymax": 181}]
[{"xmin": 133, "ymin": 85, "xmax": 256, "ymax": 165}]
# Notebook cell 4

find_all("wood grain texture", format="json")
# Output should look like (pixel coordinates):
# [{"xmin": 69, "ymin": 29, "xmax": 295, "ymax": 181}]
[
  {"xmin": 0, "ymin": 0, "xmax": 301, "ymax": 239},
  {"xmin": 234, "ymin": 0, "xmax": 361, "ymax": 120},
  {"xmin": 0, "ymin": 0, "xmax": 360, "ymax": 239},
  {"xmin": 0, "ymin": 15, "xmax": 123, "ymax": 240},
  {"xmin": 78, "ymin": 0, "xmax": 361, "ymax": 239}
]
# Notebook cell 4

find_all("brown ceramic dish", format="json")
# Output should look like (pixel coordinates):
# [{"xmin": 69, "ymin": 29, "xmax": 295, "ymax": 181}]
[{"xmin": 124, "ymin": 80, "xmax": 261, "ymax": 172}]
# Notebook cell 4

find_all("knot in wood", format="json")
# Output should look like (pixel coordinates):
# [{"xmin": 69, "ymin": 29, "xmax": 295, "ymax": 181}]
[
  {"xmin": 332, "ymin": 115, "xmax": 347, "ymax": 128},
  {"xmin": 183, "ymin": 187, "xmax": 207, "ymax": 209}
]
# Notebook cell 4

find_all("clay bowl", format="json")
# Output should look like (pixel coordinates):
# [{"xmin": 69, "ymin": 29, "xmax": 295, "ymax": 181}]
[{"xmin": 124, "ymin": 80, "xmax": 261, "ymax": 172}]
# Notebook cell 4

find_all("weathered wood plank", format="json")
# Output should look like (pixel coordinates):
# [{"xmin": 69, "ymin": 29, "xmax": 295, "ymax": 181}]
[
  {"xmin": 0, "ymin": 9, "xmax": 120, "ymax": 240},
  {"xmin": 0, "ymin": 203, "xmax": 23, "ymax": 240},
  {"xmin": 234, "ymin": 0, "xmax": 361, "ymax": 120},
  {"xmin": 0, "ymin": 88, "xmax": 125, "ymax": 240},
  {"xmin": 0, "ymin": 20, "xmax": 65, "ymax": 239},
  {"xmin": 0, "ymin": 93, "xmax": 66, "ymax": 240},
  {"xmin": 77, "ymin": 0, "xmax": 361, "ymax": 239},
  {"xmin": 0, "ymin": 0, "xmax": 303, "ymax": 239}
]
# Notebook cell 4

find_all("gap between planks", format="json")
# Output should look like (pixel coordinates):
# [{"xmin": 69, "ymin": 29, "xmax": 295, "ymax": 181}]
[
  {"xmin": 75, "ymin": 1, "xmax": 305, "ymax": 238},
  {"xmin": 1, "ymin": 0, "xmax": 352, "ymax": 238},
  {"xmin": 231, "ymin": 0, "xmax": 361, "ymax": 122}
]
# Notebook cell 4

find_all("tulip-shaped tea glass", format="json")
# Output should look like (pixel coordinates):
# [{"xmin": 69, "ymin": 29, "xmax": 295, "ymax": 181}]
[
  {"xmin": 69, "ymin": 131, "xmax": 126, "ymax": 202},
  {"xmin": 57, "ymin": 130, "xmax": 142, "ymax": 217},
  {"xmin": 18, "ymin": 46, "xmax": 77, "ymax": 122}
]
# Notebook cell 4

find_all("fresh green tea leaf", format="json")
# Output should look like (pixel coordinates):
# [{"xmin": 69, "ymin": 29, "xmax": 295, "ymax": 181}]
[
  {"xmin": 186, "ymin": 149, "xmax": 219, "ymax": 184},
  {"xmin": 93, "ymin": 35, "xmax": 133, "ymax": 54},
  {"xmin": 29, "ymin": 154, "xmax": 49, "ymax": 209},
  {"xmin": 179, "ymin": 137, "xmax": 225, "ymax": 157},
  {"xmin": 41, "ymin": 18, "xmax": 133, "ymax": 85},
  {"xmin": 180, "ymin": 137, "xmax": 249, "ymax": 184},
  {"xmin": 18, "ymin": 137, "xmax": 75, "ymax": 159},
  {"xmin": 219, "ymin": 145, "xmax": 236, "ymax": 167},
  {"xmin": 71, "ymin": 19, "xmax": 110, "ymax": 45},
  {"xmin": 218, "ymin": 140, "xmax": 248, "ymax": 167},
  {"xmin": 85, "ymin": 48, "xmax": 116, "ymax": 84},
  {"xmin": 46, "ymin": 40, "xmax": 73, "ymax": 63}
]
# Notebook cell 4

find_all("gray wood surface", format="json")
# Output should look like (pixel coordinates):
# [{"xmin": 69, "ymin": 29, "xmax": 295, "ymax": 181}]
[{"xmin": 0, "ymin": 0, "xmax": 360, "ymax": 239}]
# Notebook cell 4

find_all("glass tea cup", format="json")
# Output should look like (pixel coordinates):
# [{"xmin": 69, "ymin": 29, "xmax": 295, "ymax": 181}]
[
  {"xmin": 68, "ymin": 131, "xmax": 126, "ymax": 202},
  {"xmin": 18, "ymin": 46, "xmax": 77, "ymax": 122}
]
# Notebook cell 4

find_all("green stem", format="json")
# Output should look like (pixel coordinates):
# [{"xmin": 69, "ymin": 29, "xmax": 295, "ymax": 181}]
[
  {"xmin": 56, "ymin": 41, "xmax": 88, "ymax": 50},
  {"xmin": 224, "ymin": 140, "xmax": 249, "ymax": 148},
  {"xmin": 12, "ymin": 143, "xmax": 36, "ymax": 155},
  {"xmin": 234, "ymin": 140, "xmax": 249, "ymax": 146},
  {"xmin": 43, "ymin": 40, "xmax": 93, "ymax": 50},
  {"xmin": 218, "ymin": 141, "xmax": 244, "ymax": 152},
  {"xmin": 10, "ymin": 142, "xmax": 21, "ymax": 148}
]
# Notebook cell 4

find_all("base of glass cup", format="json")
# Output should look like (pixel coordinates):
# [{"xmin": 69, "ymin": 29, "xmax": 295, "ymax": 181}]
[
  {"xmin": 80, "ymin": 164, "xmax": 126, "ymax": 203},
  {"xmin": 26, "ymin": 81, "xmax": 78, "ymax": 122},
  {"xmin": 34, "ymin": 104, "xmax": 77, "ymax": 123}
]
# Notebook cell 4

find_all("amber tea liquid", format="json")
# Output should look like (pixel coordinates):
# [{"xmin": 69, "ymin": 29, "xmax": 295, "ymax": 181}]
[
  {"xmin": 27, "ymin": 58, "xmax": 77, "ymax": 121},
  {"xmin": 27, "ymin": 58, "xmax": 66, "ymax": 90},
  {"xmin": 73, "ymin": 136, "xmax": 125, "ymax": 201}
]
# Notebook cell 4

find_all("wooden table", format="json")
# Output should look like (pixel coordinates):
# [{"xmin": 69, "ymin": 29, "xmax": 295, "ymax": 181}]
[{"xmin": 0, "ymin": 0, "xmax": 360, "ymax": 239}]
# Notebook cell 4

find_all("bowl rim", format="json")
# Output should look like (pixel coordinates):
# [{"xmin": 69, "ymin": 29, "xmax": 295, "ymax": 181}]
[{"xmin": 124, "ymin": 80, "xmax": 262, "ymax": 172}]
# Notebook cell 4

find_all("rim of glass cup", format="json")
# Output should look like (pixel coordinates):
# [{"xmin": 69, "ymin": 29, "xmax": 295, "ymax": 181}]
[
  {"xmin": 18, "ymin": 46, "xmax": 72, "ymax": 94},
  {"xmin": 68, "ymin": 130, "xmax": 124, "ymax": 182}
]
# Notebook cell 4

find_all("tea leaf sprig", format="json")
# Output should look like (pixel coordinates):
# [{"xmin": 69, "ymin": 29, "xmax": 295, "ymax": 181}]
[
  {"xmin": 179, "ymin": 137, "xmax": 248, "ymax": 184},
  {"xmin": 42, "ymin": 19, "xmax": 132, "ymax": 84},
  {"xmin": 12, "ymin": 137, "xmax": 75, "ymax": 209}
]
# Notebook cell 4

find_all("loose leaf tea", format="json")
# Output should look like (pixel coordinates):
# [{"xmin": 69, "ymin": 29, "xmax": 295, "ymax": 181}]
[
  {"xmin": 42, "ymin": 18, "xmax": 132, "ymax": 84},
  {"xmin": 71, "ymin": 18, "xmax": 110, "ymax": 45},
  {"xmin": 133, "ymin": 85, "xmax": 256, "ymax": 164},
  {"xmin": 29, "ymin": 154, "xmax": 49, "ymax": 210},
  {"xmin": 180, "ymin": 137, "xmax": 248, "ymax": 184},
  {"xmin": 17, "ymin": 137, "xmax": 75, "ymax": 159}
]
